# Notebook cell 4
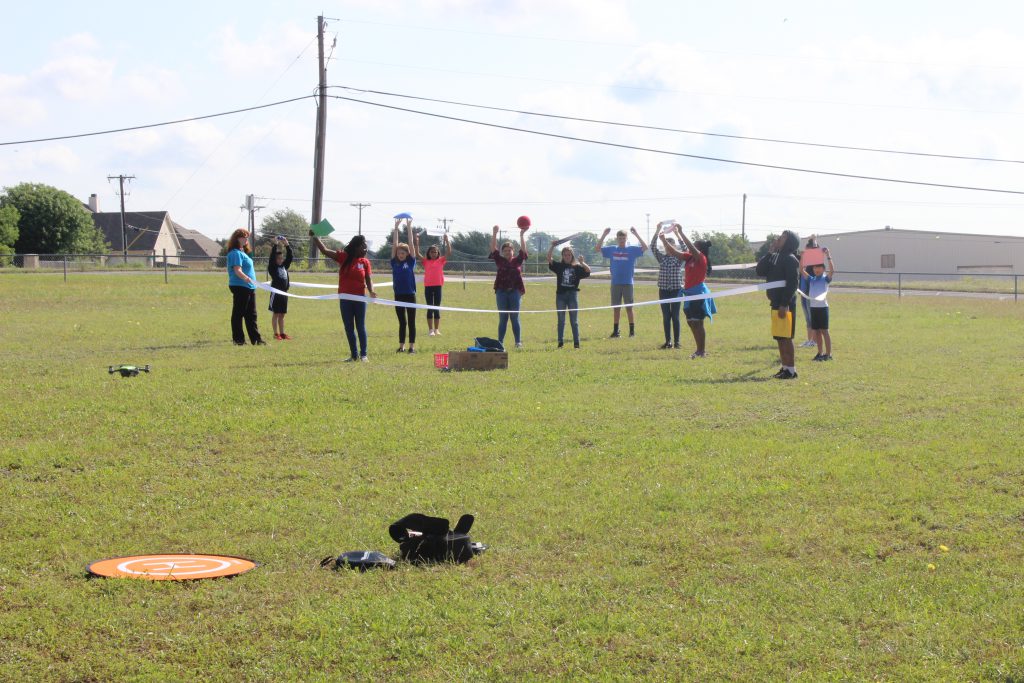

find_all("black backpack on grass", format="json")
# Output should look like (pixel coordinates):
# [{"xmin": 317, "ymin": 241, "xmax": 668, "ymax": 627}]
[
  {"xmin": 388, "ymin": 513, "xmax": 486, "ymax": 564},
  {"xmin": 473, "ymin": 337, "xmax": 504, "ymax": 352}
]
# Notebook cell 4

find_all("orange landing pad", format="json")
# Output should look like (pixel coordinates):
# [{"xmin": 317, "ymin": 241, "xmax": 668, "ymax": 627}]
[{"xmin": 87, "ymin": 554, "xmax": 257, "ymax": 580}]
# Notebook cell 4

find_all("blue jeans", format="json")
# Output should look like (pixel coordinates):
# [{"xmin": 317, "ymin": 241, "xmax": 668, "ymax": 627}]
[
  {"xmin": 555, "ymin": 289, "xmax": 579, "ymax": 345},
  {"xmin": 495, "ymin": 289, "xmax": 522, "ymax": 344},
  {"xmin": 659, "ymin": 288, "xmax": 681, "ymax": 344},
  {"xmin": 339, "ymin": 300, "xmax": 367, "ymax": 358}
]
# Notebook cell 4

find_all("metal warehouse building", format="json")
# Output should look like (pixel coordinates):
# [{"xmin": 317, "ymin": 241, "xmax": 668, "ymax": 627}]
[{"xmin": 813, "ymin": 227, "xmax": 1024, "ymax": 277}]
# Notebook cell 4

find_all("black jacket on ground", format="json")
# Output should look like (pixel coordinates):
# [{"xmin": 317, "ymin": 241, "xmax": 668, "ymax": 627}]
[{"xmin": 756, "ymin": 251, "xmax": 799, "ymax": 307}]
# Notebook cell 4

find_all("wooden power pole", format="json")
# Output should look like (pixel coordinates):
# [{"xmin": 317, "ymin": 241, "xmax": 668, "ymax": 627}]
[
  {"xmin": 107, "ymin": 174, "xmax": 135, "ymax": 263},
  {"xmin": 309, "ymin": 15, "xmax": 329, "ymax": 263}
]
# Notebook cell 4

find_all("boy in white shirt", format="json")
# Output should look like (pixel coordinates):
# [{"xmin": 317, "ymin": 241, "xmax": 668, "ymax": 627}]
[{"xmin": 807, "ymin": 247, "xmax": 835, "ymax": 361}]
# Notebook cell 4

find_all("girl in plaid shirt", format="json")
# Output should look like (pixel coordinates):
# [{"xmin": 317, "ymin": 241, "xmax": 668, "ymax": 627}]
[{"xmin": 651, "ymin": 227, "xmax": 685, "ymax": 349}]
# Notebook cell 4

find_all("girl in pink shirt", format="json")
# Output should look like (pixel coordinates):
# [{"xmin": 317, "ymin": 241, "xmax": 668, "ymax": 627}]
[{"xmin": 415, "ymin": 232, "xmax": 452, "ymax": 336}]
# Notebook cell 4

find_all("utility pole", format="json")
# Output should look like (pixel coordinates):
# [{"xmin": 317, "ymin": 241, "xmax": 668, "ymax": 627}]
[
  {"xmin": 437, "ymin": 217, "xmax": 454, "ymax": 233},
  {"xmin": 107, "ymin": 174, "xmax": 135, "ymax": 263},
  {"xmin": 741, "ymin": 193, "xmax": 747, "ymax": 240},
  {"xmin": 241, "ymin": 194, "xmax": 266, "ymax": 240},
  {"xmin": 309, "ymin": 14, "xmax": 330, "ymax": 263},
  {"xmin": 350, "ymin": 202, "xmax": 371, "ymax": 235}
]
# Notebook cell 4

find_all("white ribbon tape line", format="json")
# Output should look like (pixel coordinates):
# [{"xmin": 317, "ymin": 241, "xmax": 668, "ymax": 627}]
[{"xmin": 256, "ymin": 280, "xmax": 786, "ymax": 315}]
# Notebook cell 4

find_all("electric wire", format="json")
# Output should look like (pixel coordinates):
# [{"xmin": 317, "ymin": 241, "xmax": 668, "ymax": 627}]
[
  {"xmin": 162, "ymin": 37, "xmax": 319, "ymax": 207},
  {"xmin": 328, "ymin": 94, "xmax": 1024, "ymax": 196},
  {"xmin": 329, "ymin": 85, "xmax": 1024, "ymax": 165},
  {"xmin": 0, "ymin": 96, "xmax": 313, "ymax": 147}
]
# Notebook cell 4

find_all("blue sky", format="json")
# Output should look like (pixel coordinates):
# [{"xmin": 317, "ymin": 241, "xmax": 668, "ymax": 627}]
[{"xmin": 2, "ymin": 0, "xmax": 1024, "ymax": 245}]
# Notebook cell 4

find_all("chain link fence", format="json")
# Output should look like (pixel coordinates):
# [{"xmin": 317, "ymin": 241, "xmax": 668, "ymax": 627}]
[{"xmin": 2, "ymin": 252, "xmax": 1020, "ymax": 299}]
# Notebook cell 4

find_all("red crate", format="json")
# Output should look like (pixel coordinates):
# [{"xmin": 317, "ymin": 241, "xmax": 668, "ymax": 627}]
[{"xmin": 433, "ymin": 353, "xmax": 449, "ymax": 368}]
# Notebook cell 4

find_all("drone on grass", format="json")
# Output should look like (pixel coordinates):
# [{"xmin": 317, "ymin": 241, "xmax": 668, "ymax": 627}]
[{"xmin": 108, "ymin": 365, "xmax": 151, "ymax": 378}]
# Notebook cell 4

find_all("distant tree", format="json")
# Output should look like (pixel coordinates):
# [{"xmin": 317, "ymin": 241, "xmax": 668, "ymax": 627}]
[
  {"xmin": 1, "ymin": 183, "xmax": 107, "ymax": 254},
  {"xmin": 450, "ymin": 230, "xmax": 493, "ymax": 259},
  {"xmin": 569, "ymin": 231, "xmax": 599, "ymax": 257},
  {"xmin": 754, "ymin": 233, "xmax": 779, "ymax": 261},
  {"xmin": 257, "ymin": 208, "xmax": 308, "ymax": 243},
  {"xmin": 691, "ymin": 231, "xmax": 755, "ymax": 267},
  {"xmin": 0, "ymin": 204, "xmax": 19, "ymax": 264}
]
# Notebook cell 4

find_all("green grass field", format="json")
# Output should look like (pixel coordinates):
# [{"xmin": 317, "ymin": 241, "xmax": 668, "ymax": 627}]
[{"xmin": 2, "ymin": 273, "xmax": 1023, "ymax": 681}]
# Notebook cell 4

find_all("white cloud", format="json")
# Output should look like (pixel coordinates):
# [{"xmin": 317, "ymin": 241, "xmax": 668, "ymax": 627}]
[
  {"xmin": 6, "ymin": 144, "xmax": 82, "ymax": 174},
  {"xmin": 216, "ymin": 23, "xmax": 313, "ymax": 73},
  {"xmin": 0, "ymin": 74, "xmax": 46, "ymax": 127},
  {"xmin": 121, "ymin": 68, "xmax": 185, "ymax": 102}
]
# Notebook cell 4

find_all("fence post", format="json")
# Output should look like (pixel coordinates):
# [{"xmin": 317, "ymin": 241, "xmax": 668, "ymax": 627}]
[
  {"xmin": 1015, "ymin": 275, "xmax": 1018, "ymax": 302},
  {"xmin": 63, "ymin": 255, "xmax": 67, "ymax": 283},
  {"xmin": 163, "ymin": 249, "xmax": 168, "ymax": 284},
  {"xmin": 463, "ymin": 263, "xmax": 467, "ymax": 290},
  {"xmin": 897, "ymin": 273, "xmax": 902, "ymax": 298}
]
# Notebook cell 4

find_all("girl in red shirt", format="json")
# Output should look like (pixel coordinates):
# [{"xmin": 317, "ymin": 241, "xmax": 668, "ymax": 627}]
[
  {"xmin": 659, "ymin": 225, "xmax": 715, "ymax": 359},
  {"xmin": 310, "ymin": 232, "xmax": 378, "ymax": 362}
]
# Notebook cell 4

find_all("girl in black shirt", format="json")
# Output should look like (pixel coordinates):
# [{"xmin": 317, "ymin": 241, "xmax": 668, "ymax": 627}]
[{"xmin": 268, "ymin": 238, "xmax": 293, "ymax": 340}]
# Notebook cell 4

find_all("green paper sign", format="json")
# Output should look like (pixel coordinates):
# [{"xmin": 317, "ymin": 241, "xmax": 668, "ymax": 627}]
[{"xmin": 310, "ymin": 219, "xmax": 335, "ymax": 237}]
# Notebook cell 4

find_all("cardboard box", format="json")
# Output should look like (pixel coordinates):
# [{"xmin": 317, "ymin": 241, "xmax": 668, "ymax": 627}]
[{"xmin": 448, "ymin": 351, "xmax": 508, "ymax": 371}]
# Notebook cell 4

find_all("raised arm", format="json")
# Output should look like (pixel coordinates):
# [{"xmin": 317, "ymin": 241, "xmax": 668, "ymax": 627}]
[
  {"xmin": 824, "ymin": 247, "xmax": 835, "ymax": 278},
  {"xmin": 674, "ymin": 224, "xmax": 696, "ymax": 254},
  {"xmin": 443, "ymin": 233, "xmax": 452, "ymax": 258},
  {"xmin": 630, "ymin": 226, "xmax": 648, "ymax": 253},
  {"xmin": 405, "ymin": 219, "xmax": 415, "ymax": 259},
  {"xmin": 577, "ymin": 251, "xmax": 591, "ymax": 275},
  {"xmin": 596, "ymin": 227, "xmax": 611, "ymax": 251},
  {"xmin": 659, "ymin": 232, "xmax": 686, "ymax": 260},
  {"xmin": 268, "ymin": 243, "xmax": 279, "ymax": 275},
  {"xmin": 309, "ymin": 233, "xmax": 338, "ymax": 261},
  {"xmin": 283, "ymin": 242, "xmax": 293, "ymax": 269},
  {"xmin": 391, "ymin": 219, "xmax": 401, "ymax": 259},
  {"xmin": 412, "ymin": 230, "xmax": 424, "ymax": 260},
  {"xmin": 490, "ymin": 225, "xmax": 499, "ymax": 253},
  {"xmin": 650, "ymin": 227, "xmax": 663, "ymax": 261},
  {"xmin": 519, "ymin": 227, "xmax": 529, "ymax": 257},
  {"xmin": 547, "ymin": 241, "xmax": 556, "ymax": 264}
]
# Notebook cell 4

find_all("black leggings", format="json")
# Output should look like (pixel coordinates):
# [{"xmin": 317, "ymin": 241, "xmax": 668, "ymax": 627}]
[
  {"xmin": 395, "ymin": 293, "xmax": 417, "ymax": 344},
  {"xmin": 229, "ymin": 286, "xmax": 262, "ymax": 344},
  {"xmin": 659, "ymin": 288, "xmax": 681, "ymax": 344},
  {"xmin": 424, "ymin": 286, "xmax": 442, "ymax": 320}
]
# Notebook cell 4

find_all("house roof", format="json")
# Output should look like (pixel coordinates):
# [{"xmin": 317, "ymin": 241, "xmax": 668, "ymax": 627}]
[
  {"xmin": 92, "ymin": 211, "xmax": 170, "ymax": 252},
  {"xmin": 171, "ymin": 220, "xmax": 221, "ymax": 259}
]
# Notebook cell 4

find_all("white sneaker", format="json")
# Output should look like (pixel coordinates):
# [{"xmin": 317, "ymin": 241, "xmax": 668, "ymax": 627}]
[
  {"xmin": 428, "ymin": 329, "xmax": 435, "ymax": 336},
  {"xmin": 435, "ymin": 330, "xmax": 441, "ymax": 336},
  {"xmin": 515, "ymin": 342, "xmax": 523, "ymax": 349},
  {"xmin": 800, "ymin": 340, "xmax": 816, "ymax": 348}
]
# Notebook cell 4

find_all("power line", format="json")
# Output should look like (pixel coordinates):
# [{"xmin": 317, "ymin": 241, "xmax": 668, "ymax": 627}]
[
  {"xmin": 0, "ymin": 96, "xmax": 313, "ymax": 147},
  {"xmin": 334, "ymin": 18, "xmax": 1024, "ymax": 72},
  {"xmin": 329, "ymin": 85, "xmax": 1024, "ymax": 165},
  {"xmin": 333, "ymin": 57, "xmax": 1024, "ymax": 117},
  {"xmin": 327, "ymin": 95, "xmax": 1024, "ymax": 197},
  {"xmin": 162, "ymin": 37, "xmax": 319, "ymax": 207},
  {"xmin": 256, "ymin": 192, "xmax": 1024, "ymax": 209}
]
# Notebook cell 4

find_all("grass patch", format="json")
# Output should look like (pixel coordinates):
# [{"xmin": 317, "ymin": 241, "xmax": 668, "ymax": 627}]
[{"xmin": 2, "ymin": 273, "xmax": 1024, "ymax": 680}]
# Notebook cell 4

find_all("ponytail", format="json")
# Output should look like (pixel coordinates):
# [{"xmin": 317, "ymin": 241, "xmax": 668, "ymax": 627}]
[{"xmin": 695, "ymin": 240, "xmax": 713, "ymax": 275}]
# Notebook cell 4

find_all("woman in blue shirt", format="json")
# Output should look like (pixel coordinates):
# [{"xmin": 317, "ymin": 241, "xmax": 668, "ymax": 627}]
[{"xmin": 226, "ymin": 228, "xmax": 266, "ymax": 346}]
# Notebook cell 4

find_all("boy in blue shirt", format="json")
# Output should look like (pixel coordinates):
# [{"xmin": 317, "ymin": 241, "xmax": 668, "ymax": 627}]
[
  {"xmin": 596, "ymin": 226, "xmax": 648, "ymax": 338},
  {"xmin": 808, "ymin": 247, "xmax": 835, "ymax": 361}
]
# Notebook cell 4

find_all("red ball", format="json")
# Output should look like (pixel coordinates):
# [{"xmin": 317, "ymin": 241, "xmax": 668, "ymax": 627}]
[{"xmin": 517, "ymin": 215, "xmax": 531, "ymax": 229}]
